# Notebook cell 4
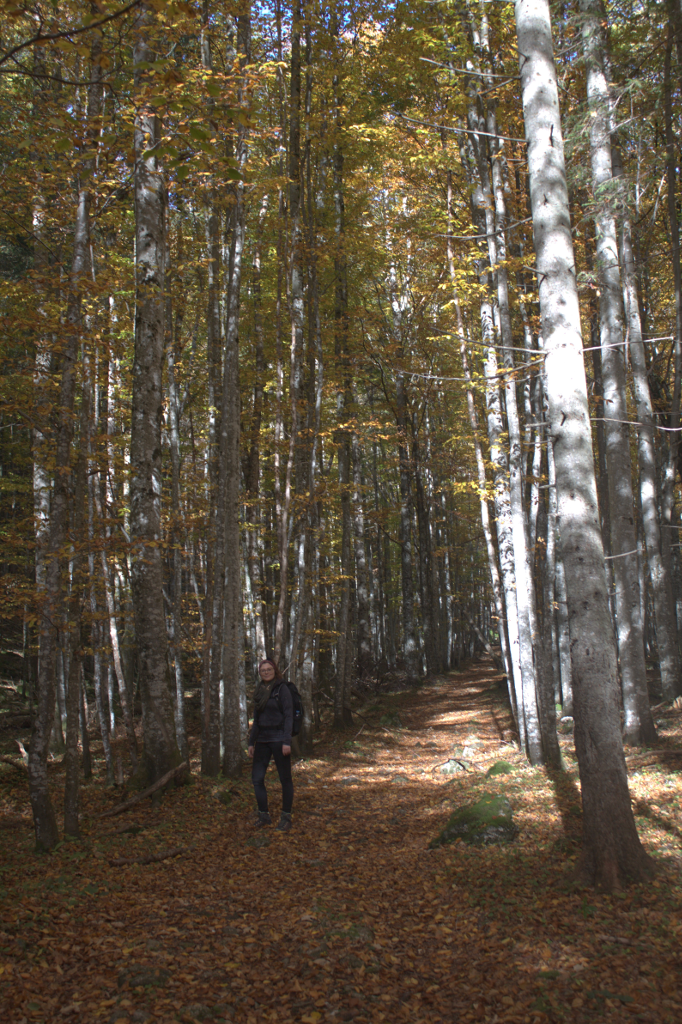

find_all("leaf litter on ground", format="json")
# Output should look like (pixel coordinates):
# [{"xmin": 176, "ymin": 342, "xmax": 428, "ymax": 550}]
[{"xmin": 2, "ymin": 657, "xmax": 682, "ymax": 1023}]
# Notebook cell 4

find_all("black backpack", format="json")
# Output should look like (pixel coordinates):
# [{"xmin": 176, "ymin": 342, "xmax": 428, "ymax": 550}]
[{"xmin": 276, "ymin": 681, "xmax": 304, "ymax": 737}]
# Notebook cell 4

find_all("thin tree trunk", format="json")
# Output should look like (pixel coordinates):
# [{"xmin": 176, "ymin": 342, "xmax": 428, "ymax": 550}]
[
  {"xmin": 216, "ymin": 10, "xmax": 250, "ymax": 777},
  {"xmin": 64, "ymin": 343, "xmax": 93, "ymax": 836},
  {"xmin": 412, "ymin": 431, "xmax": 440, "ymax": 675},
  {"xmin": 614, "ymin": 143, "xmax": 681, "ymax": 699},
  {"xmin": 485, "ymin": 342, "xmax": 525, "ymax": 750},
  {"xmin": 395, "ymin": 374, "xmax": 420, "ymax": 680},
  {"xmin": 166, "ymin": 254, "xmax": 188, "ymax": 765},
  {"xmin": 351, "ymin": 430, "xmax": 373, "ymax": 679},
  {"xmin": 660, "ymin": 23, "xmax": 682, "ymax": 646},
  {"xmin": 487, "ymin": 114, "xmax": 544, "ymax": 764},
  {"xmin": 63, "ymin": 547, "xmax": 82, "ymax": 829},
  {"xmin": 200, "ymin": 0, "xmax": 222, "ymax": 775},
  {"xmin": 445, "ymin": 188, "xmax": 512, "ymax": 691},
  {"xmin": 130, "ymin": 3, "xmax": 180, "ymax": 785},
  {"xmin": 245, "ymin": 195, "xmax": 269, "ymax": 666}
]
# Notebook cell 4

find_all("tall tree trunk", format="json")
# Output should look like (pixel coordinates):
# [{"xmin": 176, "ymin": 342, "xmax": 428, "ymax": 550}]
[
  {"xmin": 63, "ymin": 437, "xmax": 88, "ymax": 837},
  {"xmin": 332, "ymin": 35, "xmax": 355, "ymax": 724},
  {"xmin": 444, "ymin": 159, "xmax": 512, "ymax": 690},
  {"xmin": 660, "ymin": 23, "xmax": 682, "ymax": 640},
  {"xmin": 351, "ymin": 430, "xmax": 373, "ymax": 679},
  {"xmin": 27, "ymin": 55, "xmax": 62, "ymax": 849},
  {"xmin": 29, "ymin": 35, "xmax": 105, "ymax": 845},
  {"xmin": 166, "ymin": 252, "xmax": 188, "ymax": 765},
  {"xmin": 581, "ymin": 0, "xmax": 655, "ymax": 746},
  {"xmin": 130, "ymin": 3, "xmax": 180, "ymax": 785},
  {"xmin": 245, "ymin": 196, "xmax": 269, "ymax": 666},
  {"xmin": 218, "ymin": 11, "xmax": 250, "ymax": 777},
  {"xmin": 515, "ymin": 0, "xmax": 653, "ymax": 887},
  {"xmin": 412, "ymin": 430, "xmax": 440, "ymax": 676},
  {"xmin": 200, "ymin": 0, "xmax": 222, "ymax": 775},
  {"xmin": 548, "ymin": 435, "xmax": 573, "ymax": 714},
  {"xmin": 395, "ymin": 373, "xmax": 420, "ymax": 679},
  {"xmin": 485, "ymin": 341, "xmax": 525, "ymax": 750},
  {"xmin": 487, "ymin": 110, "xmax": 544, "ymax": 764},
  {"xmin": 613, "ymin": 143, "xmax": 682, "ymax": 699}
]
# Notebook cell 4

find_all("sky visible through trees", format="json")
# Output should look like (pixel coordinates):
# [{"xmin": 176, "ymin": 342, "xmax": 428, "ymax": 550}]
[{"xmin": 1, "ymin": 0, "xmax": 682, "ymax": 890}]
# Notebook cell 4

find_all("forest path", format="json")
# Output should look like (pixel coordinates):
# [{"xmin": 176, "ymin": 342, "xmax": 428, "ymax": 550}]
[{"xmin": 2, "ymin": 659, "xmax": 682, "ymax": 1024}]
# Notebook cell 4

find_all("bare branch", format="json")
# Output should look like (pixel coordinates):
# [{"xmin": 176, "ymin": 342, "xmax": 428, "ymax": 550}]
[{"xmin": 0, "ymin": 0, "xmax": 143, "ymax": 69}]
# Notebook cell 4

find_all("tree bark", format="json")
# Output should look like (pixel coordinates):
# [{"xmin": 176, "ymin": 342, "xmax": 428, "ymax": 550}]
[
  {"xmin": 515, "ymin": 0, "xmax": 653, "ymax": 887},
  {"xmin": 130, "ymin": 3, "xmax": 181, "ymax": 786},
  {"xmin": 217, "ymin": 11, "xmax": 250, "ymax": 777},
  {"xmin": 444, "ymin": 158, "xmax": 513, "ymax": 692},
  {"xmin": 660, "ymin": 23, "xmax": 682, "ymax": 645},
  {"xmin": 613, "ymin": 142, "xmax": 682, "ymax": 699},
  {"xmin": 485, "ymin": 341, "xmax": 525, "ymax": 750},
  {"xmin": 487, "ymin": 111, "xmax": 544, "ymax": 765},
  {"xmin": 352, "ymin": 430, "xmax": 373, "ymax": 679},
  {"xmin": 166, "ymin": 249, "xmax": 188, "ymax": 766},
  {"xmin": 581, "ymin": 0, "xmax": 655, "ymax": 747}
]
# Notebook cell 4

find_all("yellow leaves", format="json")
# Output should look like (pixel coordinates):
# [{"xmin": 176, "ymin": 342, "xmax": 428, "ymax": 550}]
[{"xmin": 300, "ymin": 1014, "xmax": 322, "ymax": 1024}]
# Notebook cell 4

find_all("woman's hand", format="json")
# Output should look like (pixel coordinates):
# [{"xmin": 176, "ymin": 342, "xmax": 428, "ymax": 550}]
[
  {"xmin": 248, "ymin": 745, "xmax": 254, "ymax": 758},
  {"xmin": 282, "ymin": 744, "xmax": 291, "ymax": 757}
]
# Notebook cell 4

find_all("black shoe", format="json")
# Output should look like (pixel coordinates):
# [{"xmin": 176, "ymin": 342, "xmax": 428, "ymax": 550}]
[
  {"xmin": 255, "ymin": 811, "xmax": 272, "ymax": 827},
  {"xmin": 276, "ymin": 812, "xmax": 292, "ymax": 832}
]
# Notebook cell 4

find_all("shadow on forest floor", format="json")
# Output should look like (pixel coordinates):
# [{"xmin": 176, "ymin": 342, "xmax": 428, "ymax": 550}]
[{"xmin": 2, "ymin": 657, "xmax": 682, "ymax": 1024}]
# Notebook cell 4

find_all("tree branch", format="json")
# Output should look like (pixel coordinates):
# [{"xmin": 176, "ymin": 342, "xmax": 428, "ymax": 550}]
[
  {"xmin": 92, "ymin": 762, "xmax": 187, "ymax": 819},
  {"xmin": 0, "ymin": 0, "xmax": 143, "ymax": 69},
  {"xmin": 108, "ymin": 845, "xmax": 187, "ymax": 866}
]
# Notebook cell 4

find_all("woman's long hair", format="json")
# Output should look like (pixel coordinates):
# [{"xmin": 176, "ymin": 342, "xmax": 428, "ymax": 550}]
[{"xmin": 254, "ymin": 658, "xmax": 283, "ymax": 712}]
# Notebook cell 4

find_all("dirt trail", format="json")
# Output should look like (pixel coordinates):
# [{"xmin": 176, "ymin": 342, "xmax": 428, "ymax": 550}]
[{"xmin": 2, "ymin": 659, "xmax": 682, "ymax": 1024}]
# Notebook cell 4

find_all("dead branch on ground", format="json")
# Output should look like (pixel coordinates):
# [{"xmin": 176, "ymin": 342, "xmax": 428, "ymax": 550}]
[
  {"xmin": 93, "ymin": 762, "xmax": 187, "ymax": 819},
  {"xmin": 108, "ymin": 845, "xmax": 187, "ymax": 867}
]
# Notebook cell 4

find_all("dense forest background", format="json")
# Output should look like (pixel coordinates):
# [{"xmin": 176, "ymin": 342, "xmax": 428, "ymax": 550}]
[{"xmin": 1, "ymin": 0, "xmax": 682, "ymax": 884}]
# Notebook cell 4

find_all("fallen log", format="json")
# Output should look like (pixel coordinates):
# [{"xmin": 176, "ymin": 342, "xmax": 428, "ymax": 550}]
[
  {"xmin": 0, "ymin": 755, "xmax": 27, "ymax": 773},
  {"xmin": 93, "ymin": 762, "xmax": 187, "ymax": 820},
  {"xmin": 108, "ymin": 845, "xmax": 186, "ymax": 867}
]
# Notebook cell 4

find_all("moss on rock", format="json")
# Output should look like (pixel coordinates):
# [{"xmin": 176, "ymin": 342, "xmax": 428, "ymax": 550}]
[{"xmin": 430, "ymin": 791, "xmax": 518, "ymax": 848}]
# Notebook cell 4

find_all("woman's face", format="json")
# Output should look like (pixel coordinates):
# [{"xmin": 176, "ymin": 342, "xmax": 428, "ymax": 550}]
[{"xmin": 259, "ymin": 662, "xmax": 276, "ymax": 682}]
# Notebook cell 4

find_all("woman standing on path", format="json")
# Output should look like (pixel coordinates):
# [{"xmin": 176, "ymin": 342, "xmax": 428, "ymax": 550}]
[{"xmin": 248, "ymin": 659, "xmax": 294, "ymax": 831}]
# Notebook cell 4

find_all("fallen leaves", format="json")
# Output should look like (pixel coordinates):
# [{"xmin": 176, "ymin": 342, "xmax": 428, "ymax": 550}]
[
  {"xmin": 107, "ymin": 845, "xmax": 188, "ymax": 867},
  {"xmin": 3, "ymin": 661, "xmax": 682, "ymax": 1022}
]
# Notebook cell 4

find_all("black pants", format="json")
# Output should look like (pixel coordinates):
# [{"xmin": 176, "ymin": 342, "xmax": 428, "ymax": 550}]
[{"xmin": 252, "ymin": 741, "xmax": 293, "ymax": 814}]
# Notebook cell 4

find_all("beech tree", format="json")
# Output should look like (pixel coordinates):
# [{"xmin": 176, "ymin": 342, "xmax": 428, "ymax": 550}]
[
  {"xmin": 129, "ymin": 2, "xmax": 181, "ymax": 785},
  {"xmin": 515, "ymin": 0, "xmax": 653, "ymax": 886}
]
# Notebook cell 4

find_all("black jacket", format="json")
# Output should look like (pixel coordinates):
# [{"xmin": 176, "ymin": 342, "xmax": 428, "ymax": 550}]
[{"xmin": 248, "ymin": 682, "xmax": 293, "ymax": 746}]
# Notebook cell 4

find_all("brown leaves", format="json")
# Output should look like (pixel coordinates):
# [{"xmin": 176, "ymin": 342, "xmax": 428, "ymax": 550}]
[
  {"xmin": 3, "ymin": 661, "xmax": 682, "ymax": 1022},
  {"xmin": 107, "ymin": 845, "xmax": 188, "ymax": 866}
]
